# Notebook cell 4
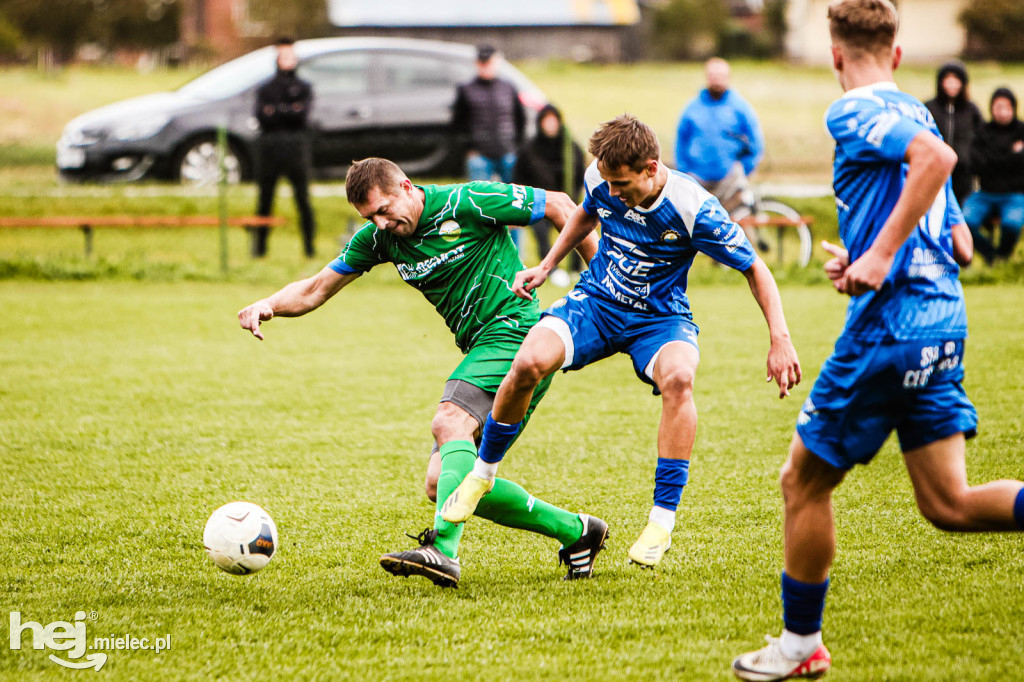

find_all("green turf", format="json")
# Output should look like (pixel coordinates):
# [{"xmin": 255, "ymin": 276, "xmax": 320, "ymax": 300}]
[{"xmin": 2, "ymin": 275, "xmax": 1022, "ymax": 679}]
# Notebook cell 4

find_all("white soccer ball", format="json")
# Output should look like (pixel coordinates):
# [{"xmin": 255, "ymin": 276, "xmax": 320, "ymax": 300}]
[{"xmin": 203, "ymin": 501, "xmax": 278, "ymax": 575}]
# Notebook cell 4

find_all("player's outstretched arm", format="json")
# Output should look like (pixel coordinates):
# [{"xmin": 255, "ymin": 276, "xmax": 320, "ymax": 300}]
[
  {"xmin": 837, "ymin": 132, "xmax": 957, "ymax": 296},
  {"xmin": 544, "ymin": 190, "xmax": 599, "ymax": 264},
  {"xmin": 513, "ymin": 206, "xmax": 599, "ymax": 300},
  {"xmin": 238, "ymin": 267, "xmax": 358, "ymax": 340},
  {"xmin": 742, "ymin": 258, "xmax": 801, "ymax": 398}
]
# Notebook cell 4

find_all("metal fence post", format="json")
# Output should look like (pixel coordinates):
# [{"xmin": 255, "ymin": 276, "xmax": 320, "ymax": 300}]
[{"xmin": 217, "ymin": 125, "xmax": 229, "ymax": 274}]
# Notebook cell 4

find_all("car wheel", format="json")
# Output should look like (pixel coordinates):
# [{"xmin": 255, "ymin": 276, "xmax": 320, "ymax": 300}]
[{"xmin": 175, "ymin": 137, "xmax": 244, "ymax": 186}]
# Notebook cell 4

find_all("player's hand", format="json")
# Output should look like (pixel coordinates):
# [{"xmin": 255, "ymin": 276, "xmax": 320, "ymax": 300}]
[
  {"xmin": 766, "ymin": 336, "xmax": 801, "ymax": 399},
  {"xmin": 821, "ymin": 240, "xmax": 849, "ymax": 282},
  {"xmin": 238, "ymin": 300, "xmax": 274, "ymax": 340},
  {"xmin": 834, "ymin": 247, "xmax": 893, "ymax": 296},
  {"xmin": 512, "ymin": 266, "xmax": 550, "ymax": 300}
]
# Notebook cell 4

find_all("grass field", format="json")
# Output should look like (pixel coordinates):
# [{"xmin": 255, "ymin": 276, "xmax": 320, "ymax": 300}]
[{"xmin": 2, "ymin": 274, "xmax": 1023, "ymax": 680}]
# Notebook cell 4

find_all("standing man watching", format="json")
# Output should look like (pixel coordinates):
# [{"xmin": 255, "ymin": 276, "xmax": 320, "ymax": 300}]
[
  {"xmin": 675, "ymin": 57, "xmax": 764, "ymax": 212},
  {"xmin": 452, "ymin": 44, "xmax": 527, "ymax": 255},
  {"xmin": 963, "ymin": 87, "xmax": 1024, "ymax": 264},
  {"xmin": 252, "ymin": 37, "xmax": 316, "ymax": 258},
  {"xmin": 732, "ymin": 1, "xmax": 1019, "ymax": 679}
]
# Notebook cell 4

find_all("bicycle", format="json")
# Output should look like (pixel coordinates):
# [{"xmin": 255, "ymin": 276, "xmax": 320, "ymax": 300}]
[{"xmin": 731, "ymin": 189, "xmax": 814, "ymax": 269}]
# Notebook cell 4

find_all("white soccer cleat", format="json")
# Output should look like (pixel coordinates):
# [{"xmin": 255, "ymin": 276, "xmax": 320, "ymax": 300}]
[
  {"xmin": 732, "ymin": 635, "xmax": 831, "ymax": 681},
  {"xmin": 440, "ymin": 474, "xmax": 494, "ymax": 523},
  {"xmin": 627, "ymin": 521, "xmax": 671, "ymax": 568}
]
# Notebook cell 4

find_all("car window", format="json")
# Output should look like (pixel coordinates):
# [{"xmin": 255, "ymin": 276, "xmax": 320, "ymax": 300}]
[
  {"xmin": 298, "ymin": 52, "xmax": 371, "ymax": 96},
  {"xmin": 177, "ymin": 47, "xmax": 276, "ymax": 99},
  {"xmin": 377, "ymin": 52, "xmax": 463, "ymax": 91}
]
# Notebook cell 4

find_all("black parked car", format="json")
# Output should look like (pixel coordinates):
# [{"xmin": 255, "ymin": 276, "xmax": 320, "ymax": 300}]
[{"xmin": 56, "ymin": 38, "xmax": 548, "ymax": 184}]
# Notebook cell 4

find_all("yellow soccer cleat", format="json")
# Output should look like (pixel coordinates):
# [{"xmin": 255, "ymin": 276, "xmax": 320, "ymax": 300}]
[
  {"xmin": 440, "ymin": 474, "xmax": 494, "ymax": 523},
  {"xmin": 627, "ymin": 521, "xmax": 672, "ymax": 568}
]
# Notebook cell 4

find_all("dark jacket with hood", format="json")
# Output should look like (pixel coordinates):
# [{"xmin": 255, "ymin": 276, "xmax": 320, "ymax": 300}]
[
  {"xmin": 924, "ymin": 61, "xmax": 983, "ymax": 203},
  {"xmin": 970, "ymin": 87, "xmax": 1024, "ymax": 195},
  {"xmin": 512, "ymin": 104, "xmax": 585, "ymax": 196}
]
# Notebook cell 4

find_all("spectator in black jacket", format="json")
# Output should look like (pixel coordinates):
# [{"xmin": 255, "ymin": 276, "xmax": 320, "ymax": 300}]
[
  {"xmin": 513, "ymin": 104, "xmax": 586, "ymax": 280},
  {"xmin": 452, "ymin": 44, "xmax": 527, "ymax": 253},
  {"xmin": 252, "ymin": 37, "xmax": 316, "ymax": 258},
  {"xmin": 963, "ymin": 87, "xmax": 1024, "ymax": 263},
  {"xmin": 925, "ymin": 61, "xmax": 983, "ymax": 206}
]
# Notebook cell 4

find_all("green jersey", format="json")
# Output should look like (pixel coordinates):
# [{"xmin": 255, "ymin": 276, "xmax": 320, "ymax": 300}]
[{"xmin": 329, "ymin": 181, "xmax": 547, "ymax": 352}]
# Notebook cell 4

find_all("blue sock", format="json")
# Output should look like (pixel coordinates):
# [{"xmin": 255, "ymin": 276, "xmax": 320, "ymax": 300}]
[
  {"xmin": 652, "ymin": 458, "xmax": 689, "ymax": 511},
  {"xmin": 477, "ymin": 414, "xmax": 521, "ymax": 464},
  {"xmin": 1014, "ymin": 487, "xmax": 1024, "ymax": 529},
  {"xmin": 781, "ymin": 572, "xmax": 829, "ymax": 635}
]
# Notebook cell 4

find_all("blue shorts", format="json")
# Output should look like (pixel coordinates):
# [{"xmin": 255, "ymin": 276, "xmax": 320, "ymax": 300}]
[
  {"xmin": 797, "ymin": 335, "xmax": 978, "ymax": 470},
  {"xmin": 537, "ymin": 288, "xmax": 700, "ymax": 394}
]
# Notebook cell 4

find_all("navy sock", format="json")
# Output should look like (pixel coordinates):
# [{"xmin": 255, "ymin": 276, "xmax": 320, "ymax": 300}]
[
  {"xmin": 477, "ymin": 414, "xmax": 521, "ymax": 464},
  {"xmin": 1014, "ymin": 487, "xmax": 1024, "ymax": 530},
  {"xmin": 781, "ymin": 572, "xmax": 829, "ymax": 635},
  {"xmin": 653, "ymin": 458, "xmax": 689, "ymax": 511}
]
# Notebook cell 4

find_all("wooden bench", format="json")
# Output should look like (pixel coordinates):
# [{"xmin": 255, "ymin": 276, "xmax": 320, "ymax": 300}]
[{"xmin": 0, "ymin": 215, "xmax": 285, "ymax": 257}]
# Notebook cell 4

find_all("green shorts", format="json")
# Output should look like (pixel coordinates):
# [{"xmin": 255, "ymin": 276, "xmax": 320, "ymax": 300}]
[{"xmin": 445, "ymin": 335, "xmax": 552, "ymax": 430}]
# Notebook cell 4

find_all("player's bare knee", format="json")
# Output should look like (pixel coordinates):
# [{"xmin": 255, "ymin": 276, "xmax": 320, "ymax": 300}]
[
  {"xmin": 431, "ymin": 403, "xmax": 468, "ymax": 442},
  {"xmin": 658, "ymin": 366, "xmax": 696, "ymax": 402},
  {"xmin": 509, "ymin": 352, "xmax": 553, "ymax": 389},
  {"xmin": 918, "ymin": 496, "xmax": 966, "ymax": 531},
  {"xmin": 424, "ymin": 473, "xmax": 439, "ymax": 503}
]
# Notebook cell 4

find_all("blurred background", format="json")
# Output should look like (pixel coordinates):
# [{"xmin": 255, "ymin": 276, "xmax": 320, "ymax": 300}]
[{"xmin": 0, "ymin": 0, "xmax": 1021, "ymax": 279}]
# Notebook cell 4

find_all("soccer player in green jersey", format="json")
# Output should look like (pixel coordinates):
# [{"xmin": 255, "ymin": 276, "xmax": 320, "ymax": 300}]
[{"xmin": 238, "ymin": 157, "xmax": 607, "ymax": 588}]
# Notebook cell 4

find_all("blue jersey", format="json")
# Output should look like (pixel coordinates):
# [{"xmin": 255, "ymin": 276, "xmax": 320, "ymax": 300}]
[
  {"xmin": 577, "ymin": 161, "xmax": 757, "ymax": 316},
  {"xmin": 828, "ymin": 82, "xmax": 967, "ymax": 342}
]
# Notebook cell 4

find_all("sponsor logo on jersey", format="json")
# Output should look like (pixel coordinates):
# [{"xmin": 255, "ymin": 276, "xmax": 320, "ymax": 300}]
[
  {"xmin": 660, "ymin": 230, "xmax": 680, "ymax": 243},
  {"xmin": 624, "ymin": 208, "xmax": 646, "ymax": 225},
  {"xmin": 597, "ymin": 208, "xmax": 612, "ymax": 219},
  {"xmin": 438, "ymin": 220, "xmax": 461, "ymax": 243}
]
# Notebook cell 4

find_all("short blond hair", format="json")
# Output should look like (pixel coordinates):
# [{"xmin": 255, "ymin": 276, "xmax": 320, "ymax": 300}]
[
  {"xmin": 828, "ymin": 0, "xmax": 898, "ymax": 54},
  {"xmin": 588, "ymin": 114, "xmax": 660, "ymax": 172}
]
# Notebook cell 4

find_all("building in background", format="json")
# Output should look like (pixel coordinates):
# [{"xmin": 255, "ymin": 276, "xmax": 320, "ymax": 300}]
[
  {"xmin": 326, "ymin": 0, "xmax": 644, "ymax": 62},
  {"xmin": 785, "ymin": 0, "xmax": 969, "ymax": 63}
]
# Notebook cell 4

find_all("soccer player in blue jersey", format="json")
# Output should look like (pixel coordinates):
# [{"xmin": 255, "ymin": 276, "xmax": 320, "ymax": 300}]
[
  {"xmin": 440, "ymin": 114, "xmax": 802, "ymax": 570},
  {"xmin": 731, "ymin": 1, "xmax": 1024, "ymax": 679}
]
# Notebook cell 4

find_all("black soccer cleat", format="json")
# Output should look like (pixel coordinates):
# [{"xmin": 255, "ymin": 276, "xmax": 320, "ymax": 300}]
[
  {"xmin": 557, "ymin": 514, "xmax": 609, "ymax": 580},
  {"xmin": 379, "ymin": 528, "xmax": 461, "ymax": 589}
]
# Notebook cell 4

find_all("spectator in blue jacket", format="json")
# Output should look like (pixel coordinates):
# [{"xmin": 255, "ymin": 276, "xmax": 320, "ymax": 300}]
[{"xmin": 675, "ymin": 58, "xmax": 764, "ymax": 211}]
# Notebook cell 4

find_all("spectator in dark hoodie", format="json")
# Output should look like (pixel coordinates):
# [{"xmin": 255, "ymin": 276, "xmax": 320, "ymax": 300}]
[
  {"xmin": 513, "ymin": 104, "xmax": 586, "ymax": 277},
  {"xmin": 925, "ymin": 61, "xmax": 983, "ymax": 206},
  {"xmin": 963, "ymin": 87, "xmax": 1024, "ymax": 263}
]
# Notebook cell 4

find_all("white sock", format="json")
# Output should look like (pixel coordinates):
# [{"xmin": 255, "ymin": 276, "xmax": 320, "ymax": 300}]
[
  {"xmin": 779, "ymin": 629, "xmax": 822, "ymax": 661},
  {"xmin": 472, "ymin": 458, "xmax": 499, "ymax": 481},
  {"xmin": 649, "ymin": 505, "xmax": 676, "ymax": 533}
]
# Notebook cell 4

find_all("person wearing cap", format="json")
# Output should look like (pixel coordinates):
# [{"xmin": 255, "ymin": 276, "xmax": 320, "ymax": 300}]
[
  {"xmin": 252, "ymin": 37, "xmax": 316, "ymax": 258},
  {"xmin": 963, "ymin": 87, "xmax": 1024, "ymax": 263},
  {"xmin": 925, "ymin": 61, "xmax": 984, "ymax": 207},
  {"xmin": 451, "ymin": 44, "xmax": 528, "ymax": 254}
]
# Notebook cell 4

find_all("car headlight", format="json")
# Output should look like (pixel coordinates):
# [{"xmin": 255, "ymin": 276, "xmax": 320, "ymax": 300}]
[{"xmin": 109, "ymin": 114, "xmax": 170, "ymax": 142}]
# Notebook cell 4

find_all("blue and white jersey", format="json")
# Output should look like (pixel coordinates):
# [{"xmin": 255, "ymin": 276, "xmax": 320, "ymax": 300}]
[
  {"xmin": 577, "ymin": 161, "xmax": 757, "ymax": 316},
  {"xmin": 828, "ymin": 82, "xmax": 967, "ymax": 342}
]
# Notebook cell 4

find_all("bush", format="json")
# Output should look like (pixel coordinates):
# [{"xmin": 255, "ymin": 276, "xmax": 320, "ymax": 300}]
[
  {"xmin": 651, "ymin": 0, "xmax": 728, "ymax": 60},
  {"xmin": 960, "ymin": 0, "xmax": 1024, "ymax": 61}
]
